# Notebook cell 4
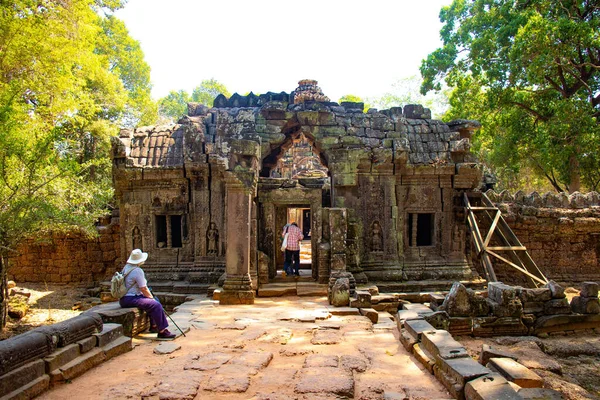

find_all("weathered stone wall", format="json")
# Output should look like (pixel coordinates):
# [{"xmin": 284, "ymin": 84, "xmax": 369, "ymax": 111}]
[
  {"xmin": 7, "ymin": 214, "xmax": 121, "ymax": 284},
  {"xmin": 486, "ymin": 190, "xmax": 600, "ymax": 286}
]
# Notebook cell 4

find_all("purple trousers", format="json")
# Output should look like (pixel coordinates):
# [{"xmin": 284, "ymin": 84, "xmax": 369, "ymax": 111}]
[{"xmin": 119, "ymin": 295, "xmax": 168, "ymax": 332}]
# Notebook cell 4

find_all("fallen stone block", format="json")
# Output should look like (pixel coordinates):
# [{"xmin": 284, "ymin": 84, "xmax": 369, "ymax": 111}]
[
  {"xmin": 44, "ymin": 343, "xmax": 80, "ymax": 374},
  {"xmin": 544, "ymin": 281, "xmax": 565, "ymax": 299},
  {"xmin": 518, "ymin": 387, "xmax": 564, "ymax": 399},
  {"xmin": 396, "ymin": 310, "xmax": 421, "ymax": 327},
  {"xmin": 440, "ymin": 282, "xmax": 472, "ymax": 317},
  {"xmin": 0, "ymin": 359, "xmax": 45, "ymax": 397},
  {"xmin": 487, "ymin": 357, "xmax": 543, "ymax": 388},
  {"xmin": 534, "ymin": 314, "xmax": 600, "ymax": 334},
  {"xmin": 523, "ymin": 302, "xmax": 544, "ymax": 315},
  {"xmin": 50, "ymin": 347, "xmax": 106, "ymax": 383},
  {"xmin": 399, "ymin": 329, "xmax": 417, "ymax": 352},
  {"xmin": 448, "ymin": 317, "xmax": 473, "ymax": 336},
  {"xmin": 353, "ymin": 290, "xmax": 372, "ymax": 306},
  {"xmin": 465, "ymin": 373, "xmax": 521, "ymax": 400},
  {"xmin": 570, "ymin": 296, "xmax": 600, "ymax": 314},
  {"xmin": 488, "ymin": 282, "xmax": 516, "ymax": 305},
  {"xmin": 472, "ymin": 317, "xmax": 528, "ymax": 337},
  {"xmin": 412, "ymin": 343, "xmax": 435, "ymax": 374},
  {"xmin": 102, "ymin": 336, "xmax": 132, "ymax": 361},
  {"xmin": 372, "ymin": 301, "xmax": 400, "ymax": 313},
  {"xmin": 0, "ymin": 375, "xmax": 49, "ymax": 400},
  {"xmin": 580, "ymin": 282, "xmax": 599, "ymax": 298},
  {"xmin": 423, "ymin": 311, "xmax": 450, "ymax": 330},
  {"xmin": 359, "ymin": 308, "xmax": 378, "ymax": 324},
  {"xmin": 479, "ymin": 344, "xmax": 517, "ymax": 366},
  {"xmin": 404, "ymin": 319, "xmax": 435, "ymax": 341},
  {"xmin": 517, "ymin": 287, "xmax": 552, "ymax": 303},
  {"xmin": 371, "ymin": 294, "xmax": 398, "ymax": 304},
  {"xmin": 429, "ymin": 293, "xmax": 446, "ymax": 310},
  {"xmin": 438, "ymin": 356, "xmax": 492, "ymax": 389},
  {"xmin": 544, "ymin": 298, "xmax": 570, "ymax": 315},
  {"xmin": 421, "ymin": 330, "xmax": 469, "ymax": 361},
  {"xmin": 93, "ymin": 323, "xmax": 124, "ymax": 347}
]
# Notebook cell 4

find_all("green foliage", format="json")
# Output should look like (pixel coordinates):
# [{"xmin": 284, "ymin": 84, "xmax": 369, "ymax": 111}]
[
  {"xmin": 422, "ymin": 0, "xmax": 600, "ymax": 192},
  {"xmin": 192, "ymin": 79, "xmax": 231, "ymax": 106},
  {"xmin": 338, "ymin": 95, "xmax": 368, "ymax": 112},
  {"xmin": 158, "ymin": 79, "xmax": 231, "ymax": 122},
  {"xmin": 367, "ymin": 76, "xmax": 449, "ymax": 119},
  {"xmin": 0, "ymin": 0, "xmax": 155, "ymax": 327},
  {"xmin": 158, "ymin": 90, "xmax": 191, "ymax": 123}
]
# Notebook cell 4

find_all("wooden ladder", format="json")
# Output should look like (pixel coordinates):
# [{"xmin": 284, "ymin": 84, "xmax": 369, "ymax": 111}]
[{"xmin": 464, "ymin": 192, "xmax": 548, "ymax": 287}]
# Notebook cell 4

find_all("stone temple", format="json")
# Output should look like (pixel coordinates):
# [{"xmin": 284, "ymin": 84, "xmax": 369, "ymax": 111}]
[{"xmin": 112, "ymin": 79, "xmax": 483, "ymax": 305}]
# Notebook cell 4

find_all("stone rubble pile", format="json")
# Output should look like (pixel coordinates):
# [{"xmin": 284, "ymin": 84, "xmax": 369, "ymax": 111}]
[
  {"xmin": 427, "ymin": 281, "xmax": 600, "ymax": 337},
  {"xmin": 396, "ymin": 298, "xmax": 566, "ymax": 399}
]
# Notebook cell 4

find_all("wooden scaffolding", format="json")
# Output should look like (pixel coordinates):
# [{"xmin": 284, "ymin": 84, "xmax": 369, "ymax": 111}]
[{"xmin": 464, "ymin": 192, "xmax": 548, "ymax": 287}]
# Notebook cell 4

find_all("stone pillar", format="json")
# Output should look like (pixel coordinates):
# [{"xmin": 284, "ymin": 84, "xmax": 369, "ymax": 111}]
[{"xmin": 220, "ymin": 175, "xmax": 254, "ymax": 305}]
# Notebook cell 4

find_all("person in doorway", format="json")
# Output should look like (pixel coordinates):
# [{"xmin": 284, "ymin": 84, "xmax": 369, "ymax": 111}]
[
  {"xmin": 119, "ymin": 249, "xmax": 176, "ymax": 339},
  {"xmin": 283, "ymin": 222, "xmax": 303, "ymax": 276}
]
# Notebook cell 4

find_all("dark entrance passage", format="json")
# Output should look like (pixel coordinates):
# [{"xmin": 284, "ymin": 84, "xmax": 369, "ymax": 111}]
[{"xmin": 279, "ymin": 206, "xmax": 312, "ymax": 276}]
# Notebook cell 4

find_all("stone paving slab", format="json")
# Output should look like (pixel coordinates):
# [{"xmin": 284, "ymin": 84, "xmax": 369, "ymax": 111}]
[
  {"xmin": 295, "ymin": 366, "xmax": 354, "ymax": 397},
  {"xmin": 38, "ymin": 296, "xmax": 453, "ymax": 400}
]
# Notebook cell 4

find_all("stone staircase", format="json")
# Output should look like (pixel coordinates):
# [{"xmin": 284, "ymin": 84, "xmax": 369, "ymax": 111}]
[{"xmin": 257, "ymin": 272, "xmax": 328, "ymax": 297}]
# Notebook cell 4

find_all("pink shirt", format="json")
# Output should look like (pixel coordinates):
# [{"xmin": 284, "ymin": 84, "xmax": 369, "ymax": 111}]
[{"xmin": 285, "ymin": 225, "xmax": 303, "ymax": 251}]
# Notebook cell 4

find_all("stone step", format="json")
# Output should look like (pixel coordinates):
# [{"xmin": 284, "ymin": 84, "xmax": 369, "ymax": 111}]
[
  {"xmin": 102, "ymin": 336, "xmax": 133, "ymax": 361},
  {"xmin": 0, "ymin": 359, "xmax": 45, "ymax": 397},
  {"xmin": 50, "ymin": 347, "xmax": 106, "ymax": 383},
  {"xmin": 1, "ymin": 375, "xmax": 49, "ymax": 400},
  {"xmin": 93, "ymin": 323, "xmax": 124, "ymax": 347},
  {"xmin": 487, "ymin": 357, "xmax": 544, "ymax": 389},
  {"xmin": 257, "ymin": 283, "xmax": 296, "ymax": 297},
  {"xmin": 296, "ymin": 282, "xmax": 327, "ymax": 296}
]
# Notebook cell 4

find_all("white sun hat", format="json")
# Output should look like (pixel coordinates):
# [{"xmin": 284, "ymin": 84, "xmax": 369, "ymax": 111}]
[{"xmin": 127, "ymin": 249, "xmax": 148, "ymax": 265}]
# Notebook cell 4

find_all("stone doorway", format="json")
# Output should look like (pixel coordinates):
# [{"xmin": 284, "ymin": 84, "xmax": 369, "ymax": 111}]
[
  {"xmin": 279, "ymin": 206, "xmax": 313, "ymax": 274},
  {"xmin": 257, "ymin": 180, "xmax": 325, "ymax": 284}
]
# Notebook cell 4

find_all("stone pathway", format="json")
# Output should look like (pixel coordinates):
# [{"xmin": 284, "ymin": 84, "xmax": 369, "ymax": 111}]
[{"xmin": 38, "ymin": 296, "xmax": 451, "ymax": 400}]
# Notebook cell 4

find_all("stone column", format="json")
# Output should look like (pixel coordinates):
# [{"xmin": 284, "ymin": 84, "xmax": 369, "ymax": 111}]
[{"xmin": 219, "ymin": 174, "xmax": 254, "ymax": 305}]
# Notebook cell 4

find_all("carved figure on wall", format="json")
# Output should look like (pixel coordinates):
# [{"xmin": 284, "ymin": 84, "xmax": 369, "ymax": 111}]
[
  {"xmin": 132, "ymin": 226, "xmax": 143, "ymax": 250},
  {"xmin": 207, "ymin": 222, "xmax": 219, "ymax": 256},
  {"xmin": 370, "ymin": 221, "xmax": 384, "ymax": 252}
]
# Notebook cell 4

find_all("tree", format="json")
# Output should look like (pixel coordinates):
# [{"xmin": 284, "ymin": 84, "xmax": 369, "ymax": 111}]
[
  {"xmin": 369, "ymin": 75, "xmax": 449, "ymax": 118},
  {"xmin": 421, "ymin": 0, "xmax": 600, "ymax": 193},
  {"xmin": 338, "ymin": 95, "xmax": 369, "ymax": 112},
  {"xmin": 158, "ymin": 79, "xmax": 230, "ymax": 122},
  {"xmin": 158, "ymin": 90, "xmax": 191, "ymax": 122},
  {"xmin": 0, "ymin": 0, "xmax": 155, "ymax": 328},
  {"xmin": 191, "ymin": 79, "xmax": 231, "ymax": 106}
]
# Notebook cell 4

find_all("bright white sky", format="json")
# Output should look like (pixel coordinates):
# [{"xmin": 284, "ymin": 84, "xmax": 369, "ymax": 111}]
[{"xmin": 116, "ymin": 0, "xmax": 453, "ymax": 102}]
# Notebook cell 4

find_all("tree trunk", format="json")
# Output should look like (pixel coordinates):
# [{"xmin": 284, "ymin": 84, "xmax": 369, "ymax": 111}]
[
  {"xmin": 0, "ymin": 254, "xmax": 6, "ymax": 330},
  {"xmin": 568, "ymin": 154, "xmax": 581, "ymax": 193}
]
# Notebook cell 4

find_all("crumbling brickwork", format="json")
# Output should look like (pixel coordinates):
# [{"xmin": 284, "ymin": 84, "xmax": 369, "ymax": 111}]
[
  {"xmin": 7, "ymin": 215, "xmax": 121, "ymax": 284},
  {"xmin": 486, "ymin": 190, "xmax": 600, "ymax": 286}
]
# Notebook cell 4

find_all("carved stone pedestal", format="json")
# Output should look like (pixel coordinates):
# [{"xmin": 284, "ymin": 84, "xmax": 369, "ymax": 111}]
[{"xmin": 219, "ymin": 274, "xmax": 255, "ymax": 305}]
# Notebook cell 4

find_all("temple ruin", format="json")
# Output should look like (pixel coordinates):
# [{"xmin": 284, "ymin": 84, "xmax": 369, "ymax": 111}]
[{"xmin": 111, "ymin": 80, "xmax": 484, "ymax": 304}]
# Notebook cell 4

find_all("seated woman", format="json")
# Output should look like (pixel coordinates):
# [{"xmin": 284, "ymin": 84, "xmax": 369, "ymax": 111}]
[{"xmin": 119, "ymin": 249, "xmax": 176, "ymax": 339}]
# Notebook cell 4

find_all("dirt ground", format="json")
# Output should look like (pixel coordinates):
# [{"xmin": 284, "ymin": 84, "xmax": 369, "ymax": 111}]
[{"xmin": 1, "ymin": 282, "xmax": 88, "ymax": 340}]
